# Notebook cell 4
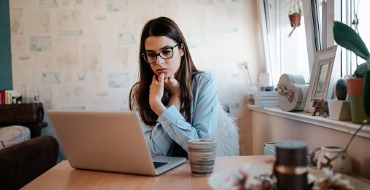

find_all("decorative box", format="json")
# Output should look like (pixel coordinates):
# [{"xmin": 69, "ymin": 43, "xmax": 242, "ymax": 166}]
[{"xmin": 277, "ymin": 74, "xmax": 309, "ymax": 111}]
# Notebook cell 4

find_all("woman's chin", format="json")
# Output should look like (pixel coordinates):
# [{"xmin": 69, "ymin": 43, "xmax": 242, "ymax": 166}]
[
  {"xmin": 158, "ymin": 72, "xmax": 170, "ymax": 78},
  {"xmin": 155, "ymin": 71, "xmax": 172, "ymax": 78}
]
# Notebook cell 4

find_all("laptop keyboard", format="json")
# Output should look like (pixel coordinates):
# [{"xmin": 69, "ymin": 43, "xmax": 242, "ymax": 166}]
[{"xmin": 153, "ymin": 161, "xmax": 167, "ymax": 168}]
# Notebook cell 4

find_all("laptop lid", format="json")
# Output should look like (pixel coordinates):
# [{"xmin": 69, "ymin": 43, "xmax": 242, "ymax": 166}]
[{"xmin": 48, "ymin": 110, "xmax": 186, "ymax": 176}]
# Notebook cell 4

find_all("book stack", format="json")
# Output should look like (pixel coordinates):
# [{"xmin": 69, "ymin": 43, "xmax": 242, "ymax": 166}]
[
  {"xmin": 0, "ymin": 90, "xmax": 22, "ymax": 105},
  {"xmin": 254, "ymin": 91, "xmax": 278, "ymax": 107}
]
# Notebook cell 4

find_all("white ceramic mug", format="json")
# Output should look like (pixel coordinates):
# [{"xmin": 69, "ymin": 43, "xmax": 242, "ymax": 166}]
[
  {"xmin": 188, "ymin": 139, "xmax": 217, "ymax": 176},
  {"xmin": 317, "ymin": 146, "xmax": 352, "ymax": 174}
]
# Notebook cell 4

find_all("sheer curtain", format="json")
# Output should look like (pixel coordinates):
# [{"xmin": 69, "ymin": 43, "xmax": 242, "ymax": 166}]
[{"xmin": 259, "ymin": 0, "xmax": 310, "ymax": 86}]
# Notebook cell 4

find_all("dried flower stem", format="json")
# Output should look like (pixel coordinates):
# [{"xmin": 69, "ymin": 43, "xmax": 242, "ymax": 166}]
[
  {"xmin": 331, "ymin": 123, "xmax": 367, "ymax": 161},
  {"xmin": 241, "ymin": 61, "xmax": 252, "ymax": 85}
]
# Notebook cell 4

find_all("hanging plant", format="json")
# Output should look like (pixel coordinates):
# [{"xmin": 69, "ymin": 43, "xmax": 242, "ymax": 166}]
[{"xmin": 288, "ymin": 0, "xmax": 302, "ymax": 37}]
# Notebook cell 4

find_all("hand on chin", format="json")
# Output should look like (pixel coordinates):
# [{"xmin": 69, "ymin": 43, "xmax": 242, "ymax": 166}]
[{"xmin": 157, "ymin": 72, "xmax": 170, "ymax": 78}]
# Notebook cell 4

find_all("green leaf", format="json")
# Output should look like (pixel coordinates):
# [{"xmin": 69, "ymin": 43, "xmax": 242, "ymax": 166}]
[
  {"xmin": 333, "ymin": 21, "xmax": 370, "ymax": 60},
  {"xmin": 353, "ymin": 62, "xmax": 370, "ymax": 78}
]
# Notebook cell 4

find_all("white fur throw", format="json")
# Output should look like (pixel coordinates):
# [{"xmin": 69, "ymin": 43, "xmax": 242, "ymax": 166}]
[{"xmin": 215, "ymin": 104, "xmax": 240, "ymax": 156}]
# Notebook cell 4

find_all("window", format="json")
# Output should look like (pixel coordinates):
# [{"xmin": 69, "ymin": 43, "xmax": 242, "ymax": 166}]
[
  {"xmin": 341, "ymin": 0, "xmax": 370, "ymax": 76},
  {"xmin": 258, "ymin": 0, "xmax": 310, "ymax": 86},
  {"xmin": 259, "ymin": 0, "xmax": 370, "ymax": 89},
  {"xmin": 304, "ymin": 0, "xmax": 370, "ymax": 78},
  {"xmin": 311, "ymin": 0, "xmax": 323, "ymax": 51}
]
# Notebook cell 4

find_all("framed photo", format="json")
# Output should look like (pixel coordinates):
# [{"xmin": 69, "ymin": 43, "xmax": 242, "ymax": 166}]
[{"xmin": 304, "ymin": 45, "xmax": 337, "ymax": 113}]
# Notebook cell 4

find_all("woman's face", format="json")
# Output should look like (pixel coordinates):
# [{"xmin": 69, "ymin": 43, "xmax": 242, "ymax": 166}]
[{"xmin": 144, "ymin": 36, "xmax": 184, "ymax": 78}]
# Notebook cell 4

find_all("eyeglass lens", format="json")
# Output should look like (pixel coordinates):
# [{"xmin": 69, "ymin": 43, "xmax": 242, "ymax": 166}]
[{"xmin": 143, "ymin": 45, "xmax": 178, "ymax": 63}]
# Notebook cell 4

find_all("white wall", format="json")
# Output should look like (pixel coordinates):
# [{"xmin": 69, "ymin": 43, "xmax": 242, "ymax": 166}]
[
  {"xmin": 9, "ymin": 0, "xmax": 264, "ymax": 119},
  {"xmin": 9, "ymin": 1, "xmax": 265, "ymax": 160}
]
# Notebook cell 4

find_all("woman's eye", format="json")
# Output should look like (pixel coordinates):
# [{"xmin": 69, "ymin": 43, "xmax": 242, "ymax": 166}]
[
  {"xmin": 146, "ymin": 53, "xmax": 156, "ymax": 58},
  {"xmin": 162, "ymin": 50, "xmax": 172, "ymax": 55}
]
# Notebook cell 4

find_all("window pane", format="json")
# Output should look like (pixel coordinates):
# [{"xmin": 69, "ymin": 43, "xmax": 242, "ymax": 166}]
[
  {"xmin": 281, "ymin": 14, "xmax": 310, "ymax": 82},
  {"xmin": 341, "ymin": 0, "xmax": 370, "ymax": 76},
  {"xmin": 263, "ymin": 0, "xmax": 310, "ymax": 85},
  {"xmin": 357, "ymin": 1, "xmax": 370, "ymax": 47},
  {"xmin": 355, "ymin": 0, "xmax": 370, "ymax": 65},
  {"xmin": 312, "ymin": 0, "xmax": 323, "ymax": 51}
]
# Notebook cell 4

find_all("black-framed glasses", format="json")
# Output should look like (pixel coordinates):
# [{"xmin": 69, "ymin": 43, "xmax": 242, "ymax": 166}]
[{"xmin": 142, "ymin": 44, "xmax": 179, "ymax": 64}]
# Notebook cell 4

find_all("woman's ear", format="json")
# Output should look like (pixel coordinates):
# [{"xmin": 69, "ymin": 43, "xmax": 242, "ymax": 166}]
[{"xmin": 180, "ymin": 43, "xmax": 185, "ymax": 56}]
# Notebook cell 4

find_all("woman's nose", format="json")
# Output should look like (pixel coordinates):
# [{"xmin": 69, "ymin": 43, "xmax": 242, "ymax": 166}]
[{"xmin": 154, "ymin": 56, "xmax": 164, "ymax": 65}]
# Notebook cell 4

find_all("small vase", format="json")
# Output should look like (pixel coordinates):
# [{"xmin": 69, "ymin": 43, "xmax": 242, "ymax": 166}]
[{"xmin": 317, "ymin": 146, "xmax": 352, "ymax": 174}]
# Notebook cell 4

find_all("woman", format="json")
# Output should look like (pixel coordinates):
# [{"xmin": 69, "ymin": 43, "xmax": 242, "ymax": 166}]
[{"xmin": 129, "ymin": 17, "xmax": 219, "ymax": 157}]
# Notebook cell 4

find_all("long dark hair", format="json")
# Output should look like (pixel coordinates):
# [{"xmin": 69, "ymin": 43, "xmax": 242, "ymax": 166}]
[{"xmin": 129, "ymin": 17, "xmax": 199, "ymax": 126}]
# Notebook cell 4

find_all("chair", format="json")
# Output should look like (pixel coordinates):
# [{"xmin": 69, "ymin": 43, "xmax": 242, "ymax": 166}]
[
  {"xmin": 0, "ymin": 103, "xmax": 59, "ymax": 190},
  {"xmin": 214, "ymin": 104, "xmax": 240, "ymax": 156},
  {"xmin": 0, "ymin": 136, "xmax": 59, "ymax": 190}
]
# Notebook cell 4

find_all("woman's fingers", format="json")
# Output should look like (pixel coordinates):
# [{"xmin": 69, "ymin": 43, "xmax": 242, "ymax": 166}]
[
  {"xmin": 164, "ymin": 74, "xmax": 174, "ymax": 85},
  {"xmin": 150, "ymin": 74, "xmax": 165, "ymax": 97},
  {"xmin": 168, "ymin": 74, "xmax": 175, "ymax": 83},
  {"xmin": 149, "ymin": 74, "xmax": 166, "ymax": 114},
  {"xmin": 164, "ymin": 75, "xmax": 179, "ymax": 95},
  {"xmin": 158, "ymin": 73, "xmax": 164, "ymax": 85},
  {"xmin": 152, "ymin": 75, "xmax": 157, "ymax": 84},
  {"xmin": 152, "ymin": 73, "xmax": 165, "ymax": 85}
]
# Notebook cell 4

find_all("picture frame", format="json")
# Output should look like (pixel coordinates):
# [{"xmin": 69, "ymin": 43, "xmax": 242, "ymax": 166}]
[{"xmin": 304, "ymin": 45, "xmax": 337, "ymax": 113}]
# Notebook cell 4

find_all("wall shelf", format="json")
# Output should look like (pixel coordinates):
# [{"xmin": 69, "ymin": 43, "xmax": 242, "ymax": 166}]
[{"xmin": 248, "ymin": 105, "xmax": 370, "ymax": 139}]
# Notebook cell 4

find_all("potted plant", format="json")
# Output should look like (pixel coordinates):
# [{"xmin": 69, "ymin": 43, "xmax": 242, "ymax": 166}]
[
  {"xmin": 289, "ymin": 11, "xmax": 301, "ymax": 28},
  {"xmin": 288, "ymin": 0, "xmax": 302, "ymax": 37},
  {"xmin": 317, "ymin": 21, "xmax": 370, "ymax": 173},
  {"xmin": 333, "ymin": 21, "xmax": 370, "ymax": 124},
  {"xmin": 327, "ymin": 79, "xmax": 351, "ymax": 121}
]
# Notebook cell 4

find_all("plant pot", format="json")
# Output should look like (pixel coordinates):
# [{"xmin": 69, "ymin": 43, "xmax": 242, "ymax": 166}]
[
  {"xmin": 347, "ymin": 78, "xmax": 370, "ymax": 123},
  {"xmin": 289, "ymin": 13, "xmax": 301, "ymax": 27},
  {"xmin": 327, "ymin": 100, "xmax": 351, "ymax": 121},
  {"xmin": 317, "ymin": 146, "xmax": 352, "ymax": 174}
]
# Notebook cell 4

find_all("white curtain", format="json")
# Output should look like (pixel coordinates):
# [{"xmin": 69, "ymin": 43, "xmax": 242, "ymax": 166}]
[{"xmin": 258, "ymin": 0, "xmax": 310, "ymax": 86}]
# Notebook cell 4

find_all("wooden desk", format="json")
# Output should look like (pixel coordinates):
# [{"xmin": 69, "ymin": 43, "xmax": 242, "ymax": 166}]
[{"xmin": 22, "ymin": 156, "xmax": 370, "ymax": 190}]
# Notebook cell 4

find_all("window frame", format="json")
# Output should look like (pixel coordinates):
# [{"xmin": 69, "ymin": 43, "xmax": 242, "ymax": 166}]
[
  {"xmin": 258, "ymin": 0, "xmax": 342, "ymax": 100},
  {"xmin": 258, "ymin": 0, "xmax": 310, "ymax": 87}
]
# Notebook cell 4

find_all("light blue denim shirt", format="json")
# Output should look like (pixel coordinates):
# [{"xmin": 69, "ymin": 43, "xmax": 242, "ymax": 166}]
[{"xmin": 138, "ymin": 72, "xmax": 219, "ymax": 156}]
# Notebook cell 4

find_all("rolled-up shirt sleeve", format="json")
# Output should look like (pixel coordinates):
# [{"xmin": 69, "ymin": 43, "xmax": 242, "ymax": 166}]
[
  {"xmin": 139, "ymin": 119, "xmax": 173, "ymax": 156},
  {"xmin": 138, "ymin": 73, "xmax": 219, "ymax": 156}
]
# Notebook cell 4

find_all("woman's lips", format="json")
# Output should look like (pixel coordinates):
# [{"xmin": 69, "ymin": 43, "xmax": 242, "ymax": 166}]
[{"xmin": 156, "ymin": 68, "xmax": 167, "ymax": 74}]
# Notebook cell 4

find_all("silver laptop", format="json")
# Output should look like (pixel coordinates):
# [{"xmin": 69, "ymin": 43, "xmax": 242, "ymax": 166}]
[{"xmin": 48, "ymin": 110, "xmax": 186, "ymax": 176}]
